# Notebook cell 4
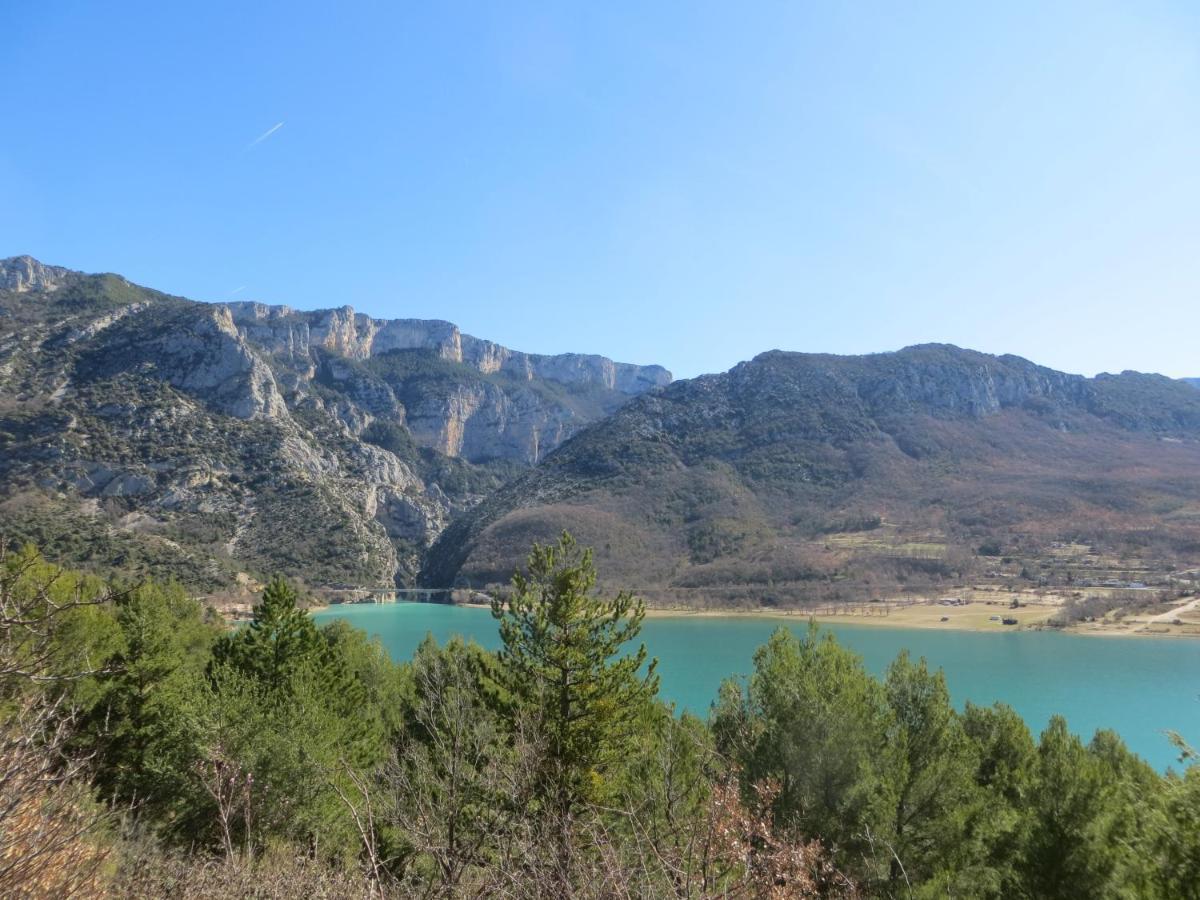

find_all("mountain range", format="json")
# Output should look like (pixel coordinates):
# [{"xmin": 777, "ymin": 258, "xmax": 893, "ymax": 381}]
[
  {"xmin": 0, "ymin": 256, "xmax": 666, "ymax": 589},
  {"xmin": 3, "ymin": 255, "xmax": 1200, "ymax": 604}
]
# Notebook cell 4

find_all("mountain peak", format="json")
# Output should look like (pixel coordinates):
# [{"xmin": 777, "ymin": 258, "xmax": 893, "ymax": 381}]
[{"xmin": 0, "ymin": 255, "xmax": 73, "ymax": 293}]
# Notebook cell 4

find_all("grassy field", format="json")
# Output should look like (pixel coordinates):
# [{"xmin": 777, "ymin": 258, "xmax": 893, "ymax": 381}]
[
  {"xmin": 1075, "ymin": 595, "xmax": 1200, "ymax": 638},
  {"xmin": 642, "ymin": 598, "xmax": 1059, "ymax": 632},
  {"xmin": 809, "ymin": 601, "xmax": 1057, "ymax": 631},
  {"xmin": 642, "ymin": 589, "xmax": 1196, "ymax": 637}
]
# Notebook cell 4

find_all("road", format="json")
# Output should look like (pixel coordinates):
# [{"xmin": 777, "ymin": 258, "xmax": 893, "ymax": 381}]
[{"xmin": 1146, "ymin": 596, "xmax": 1200, "ymax": 624}]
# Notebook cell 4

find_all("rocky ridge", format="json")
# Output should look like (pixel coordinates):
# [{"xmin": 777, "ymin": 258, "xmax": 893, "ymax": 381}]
[
  {"xmin": 0, "ymin": 256, "xmax": 72, "ymax": 293},
  {"xmin": 226, "ymin": 301, "xmax": 668, "ymax": 395},
  {"xmin": 423, "ymin": 345, "xmax": 1200, "ymax": 598},
  {"xmin": 0, "ymin": 257, "xmax": 669, "ymax": 589}
]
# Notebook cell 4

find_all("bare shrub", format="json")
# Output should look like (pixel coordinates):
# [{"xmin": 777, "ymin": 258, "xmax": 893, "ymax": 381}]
[
  {"xmin": 0, "ymin": 544, "xmax": 127, "ymax": 896},
  {"xmin": 0, "ymin": 699, "xmax": 108, "ymax": 898},
  {"xmin": 108, "ymin": 844, "xmax": 373, "ymax": 900}
]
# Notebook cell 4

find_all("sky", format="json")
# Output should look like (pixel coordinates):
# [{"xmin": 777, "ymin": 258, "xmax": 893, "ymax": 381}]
[{"xmin": 3, "ymin": 1, "xmax": 1199, "ymax": 380}]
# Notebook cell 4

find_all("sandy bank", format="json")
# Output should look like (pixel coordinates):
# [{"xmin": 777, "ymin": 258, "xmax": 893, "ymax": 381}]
[{"xmin": 303, "ymin": 595, "xmax": 1200, "ymax": 638}]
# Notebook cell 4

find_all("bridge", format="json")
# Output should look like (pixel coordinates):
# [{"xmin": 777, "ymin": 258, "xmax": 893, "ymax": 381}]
[{"xmin": 320, "ymin": 587, "xmax": 494, "ymax": 606}]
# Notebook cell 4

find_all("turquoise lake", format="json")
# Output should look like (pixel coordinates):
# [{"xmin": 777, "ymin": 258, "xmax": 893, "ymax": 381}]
[{"xmin": 313, "ymin": 603, "xmax": 1200, "ymax": 772}]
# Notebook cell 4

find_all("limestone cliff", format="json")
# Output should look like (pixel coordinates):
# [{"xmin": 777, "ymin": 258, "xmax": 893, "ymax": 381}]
[
  {"xmin": 0, "ymin": 255, "xmax": 72, "ymax": 293},
  {"xmin": 223, "ymin": 301, "xmax": 670, "ymax": 465},
  {"xmin": 225, "ymin": 301, "xmax": 670, "ymax": 397}
]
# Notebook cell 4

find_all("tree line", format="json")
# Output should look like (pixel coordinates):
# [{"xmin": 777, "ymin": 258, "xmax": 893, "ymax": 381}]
[{"xmin": 1, "ymin": 532, "xmax": 1198, "ymax": 898}]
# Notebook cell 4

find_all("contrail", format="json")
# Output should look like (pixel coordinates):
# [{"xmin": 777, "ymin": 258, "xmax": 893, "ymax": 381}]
[
  {"xmin": 229, "ymin": 286, "xmax": 247, "ymax": 296},
  {"xmin": 246, "ymin": 121, "xmax": 284, "ymax": 149}
]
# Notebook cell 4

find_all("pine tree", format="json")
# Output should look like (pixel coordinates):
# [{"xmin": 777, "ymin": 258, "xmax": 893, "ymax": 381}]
[
  {"xmin": 714, "ymin": 624, "xmax": 895, "ymax": 879},
  {"xmin": 211, "ymin": 576, "xmax": 325, "ymax": 689},
  {"xmin": 87, "ymin": 582, "xmax": 219, "ymax": 826},
  {"xmin": 962, "ymin": 701, "xmax": 1037, "ymax": 896},
  {"xmin": 1021, "ymin": 716, "xmax": 1118, "ymax": 898},
  {"xmin": 1157, "ymin": 763, "xmax": 1200, "ymax": 899},
  {"xmin": 204, "ymin": 576, "xmax": 382, "ymax": 853},
  {"xmin": 211, "ymin": 576, "xmax": 374, "ymax": 750},
  {"xmin": 490, "ymin": 532, "xmax": 659, "ymax": 883},
  {"xmin": 883, "ymin": 651, "xmax": 983, "ymax": 891}
]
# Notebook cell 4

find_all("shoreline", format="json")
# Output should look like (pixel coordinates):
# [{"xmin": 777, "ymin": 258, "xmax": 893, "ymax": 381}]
[{"xmin": 302, "ymin": 596, "xmax": 1200, "ymax": 639}]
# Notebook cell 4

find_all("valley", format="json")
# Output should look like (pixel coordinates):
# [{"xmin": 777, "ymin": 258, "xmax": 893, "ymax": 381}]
[{"xmin": 11, "ymin": 7, "xmax": 1200, "ymax": 894}]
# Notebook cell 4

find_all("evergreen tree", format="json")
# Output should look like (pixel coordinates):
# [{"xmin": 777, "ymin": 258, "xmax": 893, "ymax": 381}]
[
  {"xmin": 202, "ymin": 576, "xmax": 384, "ymax": 856},
  {"xmin": 882, "ymin": 651, "xmax": 984, "ymax": 891},
  {"xmin": 1089, "ymin": 728, "xmax": 1162, "ymax": 896},
  {"xmin": 211, "ymin": 576, "xmax": 325, "ymax": 689},
  {"xmin": 963, "ymin": 702, "xmax": 1036, "ymax": 807},
  {"xmin": 320, "ymin": 618, "xmax": 409, "ymax": 741},
  {"xmin": 713, "ymin": 624, "xmax": 895, "ymax": 880},
  {"xmin": 490, "ymin": 532, "xmax": 659, "ymax": 883},
  {"xmin": 1156, "ymin": 762, "xmax": 1200, "ymax": 899},
  {"xmin": 86, "ymin": 581, "xmax": 219, "ymax": 827},
  {"xmin": 962, "ymin": 702, "xmax": 1037, "ymax": 897},
  {"xmin": 210, "ymin": 576, "xmax": 373, "ymax": 751},
  {"xmin": 1020, "ymin": 716, "xmax": 1118, "ymax": 898}
]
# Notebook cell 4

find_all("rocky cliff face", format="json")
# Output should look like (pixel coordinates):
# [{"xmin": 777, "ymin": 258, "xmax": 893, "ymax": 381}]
[
  {"xmin": 0, "ymin": 258, "xmax": 669, "ymax": 589},
  {"xmin": 75, "ymin": 302, "xmax": 289, "ymax": 420},
  {"xmin": 223, "ymin": 301, "xmax": 669, "ymax": 465},
  {"xmin": 225, "ymin": 302, "xmax": 669, "ymax": 397},
  {"xmin": 0, "ymin": 255, "xmax": 72, "ymax": 293}
]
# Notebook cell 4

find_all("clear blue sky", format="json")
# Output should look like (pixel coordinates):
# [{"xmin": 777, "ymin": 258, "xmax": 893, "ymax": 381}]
[{"xmin": 4, "ymin": 1, "xmax": 1198, "ymax": 379}]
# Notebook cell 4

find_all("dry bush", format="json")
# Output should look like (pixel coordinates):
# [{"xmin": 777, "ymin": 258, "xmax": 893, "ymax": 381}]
[
  {"xmin": 694, "ymin": 777, "xmax": 859, "ymax": 899},
  {"xmin": 464, "ymin": 776, "xmax": 859, "ymax": 900},
  {"xmin": 0, "ymin": 707, "xmax": 107, "ymax": 899},
  {"xmin": 0, "ymin": 544, "xmax": 123, "ymax": 897},
  {"xmin": 107, "ymin": 844, "xmax": 373, "ymax": 900}
]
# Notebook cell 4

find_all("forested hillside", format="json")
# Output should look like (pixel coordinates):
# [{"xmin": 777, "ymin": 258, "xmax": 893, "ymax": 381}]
[
  {"xmin": 426, "ymin": 346, "xmax": 1200, "ymax": 605},
  {"xmin": 3, "ymin": 536, "xmax": 1198, "ymax": 897}
]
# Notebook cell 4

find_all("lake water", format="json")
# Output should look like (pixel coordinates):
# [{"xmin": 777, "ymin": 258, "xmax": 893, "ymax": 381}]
[{"xmin": 313, "ymin": 603, "xmax": 1200, "ymax": 772}]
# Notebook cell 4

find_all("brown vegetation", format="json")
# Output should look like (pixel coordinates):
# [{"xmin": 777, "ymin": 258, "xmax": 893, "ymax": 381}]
[{"xmin": 426, "ymin": 348, "xmax": 1200, "ymax": 609}]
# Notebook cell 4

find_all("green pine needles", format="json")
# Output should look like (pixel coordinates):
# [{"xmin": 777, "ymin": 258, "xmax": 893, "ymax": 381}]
[{"xmin": 490, "ymin": 532, "xmax": 660, "ymax": 873}]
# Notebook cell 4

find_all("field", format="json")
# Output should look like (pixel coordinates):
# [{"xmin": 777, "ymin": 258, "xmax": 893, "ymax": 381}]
[
  {"xmin": 640, "ymin": 587, "xmax": 1200, "ymax": 638},
  {"xmin": 641, "ymin": 595, "xmax": 1059, "ymax": 632}
]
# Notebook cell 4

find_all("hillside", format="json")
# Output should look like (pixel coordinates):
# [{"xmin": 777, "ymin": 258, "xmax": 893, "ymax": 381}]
[
  {"xmin": 8, "ymin": 254, "xmax": 1200, "ymax": 606},
  {"xmin": 0, "ymin": 256, "xmax": 669, "ymax": 589},
  {"xmin": 423, "ymin": 345, "xmax": 1200, "ymax": 605}
]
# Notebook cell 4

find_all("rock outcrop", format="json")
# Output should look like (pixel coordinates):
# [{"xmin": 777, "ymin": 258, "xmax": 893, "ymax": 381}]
[
  {"xmin": 222, "ymin": 300, "xmax": 669, "ymax": 466},
  {"xmin": 0, "ymin": 256, "xmax": 72, "ymax": 293},
  {"xmin": 226, "ymin": 302, "xmax": 670, "ymax": 396}
]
